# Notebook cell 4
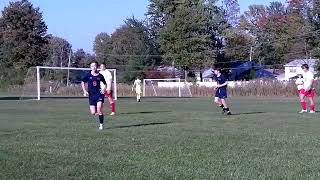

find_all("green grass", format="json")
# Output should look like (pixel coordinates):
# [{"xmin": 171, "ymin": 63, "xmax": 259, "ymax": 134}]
[{"xmin": 1, "ymin": 97, "xmax": 320, "ymax": 179}]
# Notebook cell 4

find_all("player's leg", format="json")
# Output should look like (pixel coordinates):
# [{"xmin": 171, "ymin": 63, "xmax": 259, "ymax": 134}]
[
  {"xmin": 106, "ymin": 91, "xmax": 116, "ymax": 115},
  {"xmin": 307, "ymin": 90, "xmax": 315, "ymax": 113},
  {"xmin": 221, "ymin": 98, "xmax": 231, "ymax": 115},
  {"xmin": 89, "ymin": 96, "xmax": 97, "ymax": 115},
  {"xmin": 136, "ymin": 88, "xmax": 141, "ymax": 102},
  {"xmin": 89, "ymin": 105, "xmax": 96, "ymax": 115},
  {"xmin": 299, "ymin": 91, "xmax": 307, "ymax": 113},
  {"xmin": 214, "ymin": 97, "xmax": 223, "ymax": 108},
  {"xmin": 96, "ymin": 101, "xmax": 104, "ymax": 130},
  {"xmin": 137, "ymin": 93, "xmax": 141, "ymax": 102},
  {"xmin": 214, "ymin": 88, "xmax": 223, "ymax": 108}
]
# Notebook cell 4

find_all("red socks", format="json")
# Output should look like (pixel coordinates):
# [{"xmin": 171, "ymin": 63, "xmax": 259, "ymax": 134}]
[
  {"xmin": 300, "ymin": 102, "xmax": 307, "ymax": 110},
  {"xmin": 110, "ymin": 103, "xmax": 115, "ymax": 113},
  {"xmin": 310, "ymin": 103, "xmax": 315, "ymax": 111}
]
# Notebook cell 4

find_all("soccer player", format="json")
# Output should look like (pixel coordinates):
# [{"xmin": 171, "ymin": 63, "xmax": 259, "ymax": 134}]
[
  {"xmin": 81, "ymin": 61, "xmax": 107, "ymax": 130},
  {"xmin": 132, "ymin": 76, "xmax": 142, "ymax": 102},
  {"xmin": 299, "ymin": 64, "xmax": 315, "ymax": 113},
  {"xmin": 99, "ymin": 63, "xmax": 116, "ymax": 116},
  {"xmin": 213, "ymin": 67, "xmax": 231, "ymax": 115}
]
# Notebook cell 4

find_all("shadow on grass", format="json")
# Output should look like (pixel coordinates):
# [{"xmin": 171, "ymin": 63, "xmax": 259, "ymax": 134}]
[
  {"xmin": 231, "ymin": 112, "xmax": 266, "ymax": 116},
  {"xmin": 107, "ymin": 122, "xmax": 172, "ymax": 129},
  {"xmin": 120, "ymin": 111, "xmax": 172, "ymax": 115}
]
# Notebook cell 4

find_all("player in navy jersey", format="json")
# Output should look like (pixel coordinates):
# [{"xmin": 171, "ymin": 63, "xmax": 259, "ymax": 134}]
[
  {"xmin": 81, "ymin": 61, "xmax": 107, "ymax": 130},
  {"xmin": 213, "ymin": 67, "xmax": 231, "ymax": 115}
]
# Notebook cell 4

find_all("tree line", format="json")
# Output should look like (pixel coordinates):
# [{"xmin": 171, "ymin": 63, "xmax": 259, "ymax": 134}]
[{"xmin": 1, "ymin": 0, "xmax": 320, "ymax": 85}]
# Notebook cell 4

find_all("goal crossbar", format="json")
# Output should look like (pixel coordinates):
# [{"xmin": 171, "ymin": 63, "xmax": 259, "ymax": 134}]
[{"xmin": 36, "ymin": 66, "xmax": 117, "ymax": 100}]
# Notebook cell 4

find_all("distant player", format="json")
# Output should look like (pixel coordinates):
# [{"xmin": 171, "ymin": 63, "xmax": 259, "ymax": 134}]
[
  {"xmin": 81, "ymin": 61, "xmax": 107, "ymax": 130},
  {"xmin": 99, "ymin": 63, "xmax": 116, "ymax": 116},
  {"xmin": 132, "ymin": 76, "xmax": 142, "ymax": 102},
  {"xmin": 213, "ymin": 67, "xmax": 231, "ymax": 115},
  {"xmin": 298, "ymin": 64, "xmax": 315, "ymax": 113}
]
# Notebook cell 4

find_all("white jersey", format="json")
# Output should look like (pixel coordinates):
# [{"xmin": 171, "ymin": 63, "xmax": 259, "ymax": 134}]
[
  {"xmin": 100, "ymin": 70, "xmax": 113, "ymax": 90},
  {"xmin": 134, "ymin": 79, "xmax": 142, "ymax": 94},
  {"xmin": 302, "ymin": 71, "xmax": 314, "ymax": 90},
  {"xmin": 295, "ymin": 78, "xmax": 304, "ymax": 90}
]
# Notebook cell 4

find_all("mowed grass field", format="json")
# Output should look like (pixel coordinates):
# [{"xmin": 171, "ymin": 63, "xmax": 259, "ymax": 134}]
[{"xmin": 1, "ymin": 97, "xmax": 320, "ymax": 179}]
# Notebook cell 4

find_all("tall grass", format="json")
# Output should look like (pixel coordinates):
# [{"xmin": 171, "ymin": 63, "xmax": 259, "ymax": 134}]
[{"xmin": 4, "ymin": 80, "xmax": 319, "ymax": 97}]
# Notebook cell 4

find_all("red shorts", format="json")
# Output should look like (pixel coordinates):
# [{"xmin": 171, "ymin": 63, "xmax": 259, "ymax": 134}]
[{"xmin": 299, "ymin": 89, "xmax": 315, "ymax": 97}]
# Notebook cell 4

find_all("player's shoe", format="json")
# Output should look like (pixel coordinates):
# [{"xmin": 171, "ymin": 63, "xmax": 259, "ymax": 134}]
[
  {"xmin": 298, "ymin": 110, "xmax": 308, "ymax": 114},
  {"xmin": 226, "ymin": 111, "xmax": 232, "ymax": 115},
  {"xmin": 110, "ymin": 112, "xmax": 115, "ymax": 116},
  {"xmin": 309, "ymin": 110, "xmax": 316, "ymax": 114}
]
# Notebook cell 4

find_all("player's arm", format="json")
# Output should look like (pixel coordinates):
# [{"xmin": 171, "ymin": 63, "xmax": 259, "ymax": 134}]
[
  {"xmin": 132, "ymin": 81, "xmax": 136, "ymax": 91},
  {"xmin": 106, "ymin": 77, "xmax": 112, "ymax": 93},
  {"xmin": 216, "ymin": 82, "xmax": 228, "ymax": 88},
  {"xmin": 81, "ymin": 74, "xmax": 89, "ymax": 96},
  {"xmin": 100, "ymin": 76, "xmax": 107, "ymax": 94}
]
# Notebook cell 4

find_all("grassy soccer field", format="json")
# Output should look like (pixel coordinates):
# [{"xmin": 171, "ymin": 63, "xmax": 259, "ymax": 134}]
[{"xmin": 1, "ymin": 97, "xmax": 320, "ymax": 179}]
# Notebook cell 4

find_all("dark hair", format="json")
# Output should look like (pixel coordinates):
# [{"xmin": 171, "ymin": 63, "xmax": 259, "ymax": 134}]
[
  {"xmin": 90, "ymin": 61, "xmax": 99, "ymax": 66},
  {"xmin": 100, "ymin": 62, "xmax": 106, "ymax": 66},
  {"xmin": 301, "ymin": 64, "xmax": 309, "ymax": 70}
]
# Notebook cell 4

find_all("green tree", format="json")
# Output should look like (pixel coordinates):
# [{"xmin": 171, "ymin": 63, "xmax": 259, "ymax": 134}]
[
  {"xmin": 72, "ymin": 49, "xmax": 95, "ymax": 68},
  {"xmin": 110, "ymin": 17, "xmax": 156, "ymax": 82},
  {"xmin": 45, "ymin": 35, "xmax": 72, "ymax": 67},
  {"xmin": 284, "ymin": 0, "xmax": 310, "ymax": 61},
  {"xmin": 158, "ymin": 0, "xmax": 220, "ymax": 69},
  {"xmin": 93, "ymin": 33, "xmax": 112, "ymax": 63},
  {"xmin": 0, "ymin": 0, "xmax": 48, "ymax": 85},
  {"xmin": 239, "ymin": 2, "xmax": 289, "ymax": 65}
]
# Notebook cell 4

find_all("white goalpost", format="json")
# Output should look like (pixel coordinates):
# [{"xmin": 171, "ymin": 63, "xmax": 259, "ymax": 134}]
[
  {"xmin": 143, "ymin": 78, "xmax": 192, "ymax": 97},
  {"xmin": 21, "ymin": 66, "xmax": 117, "ymax": 100}
]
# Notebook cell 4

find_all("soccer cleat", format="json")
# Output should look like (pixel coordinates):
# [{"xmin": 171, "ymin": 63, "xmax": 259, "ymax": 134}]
[
  {"xmin": 298, "ymin": 110, "xmax": 308, "ymax": 114},
  {"xmin": 226, "ymin": 111, "xmax": 232, "ymax": 115},
  {"xmin": 110, "ymin": 112, "xmax": 116, "ymax": 116},
  {"xmin": 309, "ymin": 111, "xmax": 316, "ymax": 114}
]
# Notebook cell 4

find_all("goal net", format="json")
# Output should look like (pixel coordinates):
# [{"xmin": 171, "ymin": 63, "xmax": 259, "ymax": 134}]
[
  {"xmin": 143, "ymin": 78, "xmax": 192, "ymax": 97},
  {"xmin": 20, "ymin": 66, "xmax": 117, "ymax": 100}
]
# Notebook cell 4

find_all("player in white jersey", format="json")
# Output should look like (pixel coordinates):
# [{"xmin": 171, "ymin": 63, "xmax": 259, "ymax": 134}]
[
  {"xmin": 298, "ymin": 64, "xmax": 315, "ymax": 113},
  {"xmin": 132, "ymin": 76, "xmax": 142, "ymax": 102},
  {"xmin": 100, "ymin": 63, "xmax": 116, "ymax": 115}
]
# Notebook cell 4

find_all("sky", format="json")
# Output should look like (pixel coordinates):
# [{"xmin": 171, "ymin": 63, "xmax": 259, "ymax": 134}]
[{"xmin": 0, "ymin": 0, "xmax": 286, "ymax": 54}]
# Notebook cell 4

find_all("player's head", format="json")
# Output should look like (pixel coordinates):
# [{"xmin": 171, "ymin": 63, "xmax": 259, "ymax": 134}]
[
  {"xmin": 301, "ymin": 64, "xmax": 309, "ymax": 72},
  {"xmin": 213, "ymin": 67, "xmax": 221, "ymax": 75},
  {"xmin": 90, "ymin": 61, "xmax": 99, "ymax": 72},
  {"xmin": 100, "ymin": 63, "xmax": 106, "ymax": 71},
  {"xmin": 297, "ymin": 74, "xmax": 303, "ymax": 78}
]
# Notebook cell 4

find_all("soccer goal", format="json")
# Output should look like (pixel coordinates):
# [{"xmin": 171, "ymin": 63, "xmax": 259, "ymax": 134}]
[
  {"xmin": 143, "ymin": 78, "xmax": 192, "ymax": 97},
  {"xmin": 20, "ymin": 66, "xmax": 117, "ymax": 100}
]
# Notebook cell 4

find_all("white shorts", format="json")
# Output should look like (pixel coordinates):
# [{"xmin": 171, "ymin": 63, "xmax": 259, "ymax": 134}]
[{"xmin": 136, "ymin": 87, "xmax": 142, "ymax": 94}]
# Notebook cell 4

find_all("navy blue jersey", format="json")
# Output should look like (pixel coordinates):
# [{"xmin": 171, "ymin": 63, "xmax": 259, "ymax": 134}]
[
  {"xmin": 82, "ymin": 73, "xmax": 106, "ymax": 95},
  {"xmin": 215, "ymin": 74, "xmax": 227, "ymax": 89}
]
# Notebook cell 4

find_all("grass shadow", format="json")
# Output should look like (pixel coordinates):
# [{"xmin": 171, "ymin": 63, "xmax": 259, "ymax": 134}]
[
  {"xmin": 120, "ymin": 111, "xmax": 172, "ymax": 115},
  {"xmin": 107, "ymin": 122, "xmax": 172, "ymax": 129},
  {"xmin": 231, "ymin": 112, "xmax": 266, "ymax": 116}
]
